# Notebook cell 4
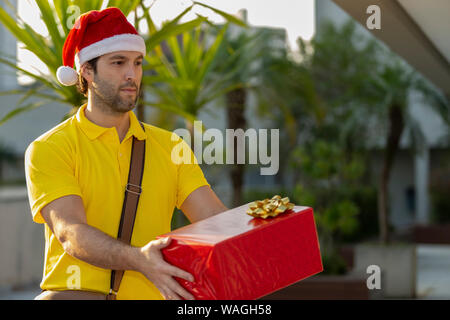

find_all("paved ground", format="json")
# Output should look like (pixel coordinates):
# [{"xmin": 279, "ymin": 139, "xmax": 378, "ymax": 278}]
[
  {"xmin": 416, "ymin": 244, "xmax": 450, "ymax": 299},
  {"xmin": 0, "ymin": 284, "xmax": 40, "ymax": 300},
  {"xmin": 1, "ymin": 244, "xmax": 449, "ymax": 300}
]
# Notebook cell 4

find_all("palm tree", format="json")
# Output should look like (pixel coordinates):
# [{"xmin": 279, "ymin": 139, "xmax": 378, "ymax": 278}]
[
  {"xmin": 212, "ymin": 27, "xmax": 277, "ymax": 206},
  {"xmin": 142, "ymin": 22, "xmax": 233, "ymax": 134},
  {"xmin": 140, "ymin": 1, "xmax": 248, "ymax": 133},
  {"xmin": 255, "ymin": 40, "xmax": 323, "ymax": 186},
  {"xmin": 370, "ymin": 55, "xmax": 450, "ymax": 244},
  {"xmin": 222, "ymin": 30, "xmax": 266, "ymax": 206},
  {"xmin": 0, "ymin": 0, "xmax": 238, "ymax": 124}
]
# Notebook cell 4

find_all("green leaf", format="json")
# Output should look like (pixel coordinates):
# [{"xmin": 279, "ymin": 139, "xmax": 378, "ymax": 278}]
[
  {"xmin": 35, "ymin": 0, "xmax": 64, "ymax": 58},
  {"xmin": 0, "ymin": 101, "xmax": 47, "ymax": 126},
  {"xmin": 53, "ymin": 0, "xmax": 71, "ymax": 36},
  {"xmin": 142, "ymin": 75, "xmax": 195, "ymax": 88},
  {"xmin": 16, "ymin": 85, "xmax": 46, "ymax": 106},
  {"xmin": 0, "ymin": 88, "xmax": 65, "ymax": 103},
  {"xmin": 107, "ymin": 0, "xmax": 141, "ymax": 16},
  {"xmin": 193, "ymin": 1, "xmax": 248, "ymax": 28},
  {"xmin": 146, "ymin": 12, "xmax": 205, "ymax": 51},
  {"xmin": 74, "ymin": 0, "xmax": 102, "ymax": 15},
  {"xmin": 0, "ymin": 6, "xmax": 45, "ymax": 60},
  {"xmin": 195, "ymin": 24, "xmax": 228, "ymax": 83},
  {"xmin": 140, "ymin": 1, "xmax": 158, "ymax": 36},
  {"xmin": 167, "ymin": 33, "xmax": 188, "ymax": 79},
  {"xmin": 0, "ymin": 56, "xmax": 58, "ymax": 91},
  {"xmin": 198, "ymin": 82, "xmax": 242, "ymax": 107},
  {"xmin": 142, "ymin": 101, "xmax": 197, "ymax": 123}
]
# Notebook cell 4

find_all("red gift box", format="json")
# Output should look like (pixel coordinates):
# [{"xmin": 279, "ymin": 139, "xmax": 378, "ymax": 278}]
[{"xmin": 157, "ymin": 203, "xmax": 323, "ymax": 300}]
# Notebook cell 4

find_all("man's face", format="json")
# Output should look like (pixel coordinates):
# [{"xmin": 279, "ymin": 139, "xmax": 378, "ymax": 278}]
[{"xmin": 88, "ymin": 51, "xmax": 143, "ymax": 114}]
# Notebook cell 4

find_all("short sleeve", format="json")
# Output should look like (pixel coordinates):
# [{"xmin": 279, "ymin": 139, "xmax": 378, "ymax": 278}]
[
  {"xmin": 24, "ymin": 140, "xmax": 82, "ymax": 224},
  {"xmin": 174, "ymin": 137, "xmax": 210, "ymax": 209}
]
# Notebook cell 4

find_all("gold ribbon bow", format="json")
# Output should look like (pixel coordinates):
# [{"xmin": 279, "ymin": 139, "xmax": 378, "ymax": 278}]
[{"xmin": 246, "ymin": 195, "xmax": 295, "ymax": 219}]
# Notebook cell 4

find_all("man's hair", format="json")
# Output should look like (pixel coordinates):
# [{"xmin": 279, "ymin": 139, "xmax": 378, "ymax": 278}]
[{"xmin": 76, "ymin": 57, "xmax": 100, "ymax": 96}]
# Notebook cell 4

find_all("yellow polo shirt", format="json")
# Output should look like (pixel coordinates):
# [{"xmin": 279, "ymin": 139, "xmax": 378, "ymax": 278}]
[{"xmin": 24, "ymin": 103, "xmax": 209, "ymax": 299}]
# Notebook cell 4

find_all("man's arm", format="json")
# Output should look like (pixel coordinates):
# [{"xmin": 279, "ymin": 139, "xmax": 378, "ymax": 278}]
[
  {"xmin": 41, "ymin": 194, "xmax": 194, "ymax": 300},
  {"xmin": 180, "ymin": 185, "xmax": 228, "ymax": 223}
]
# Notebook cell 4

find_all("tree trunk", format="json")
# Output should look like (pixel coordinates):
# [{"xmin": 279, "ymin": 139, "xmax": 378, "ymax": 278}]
[
  {"xmin": 135, "ymin": 10, "xmax": 145, "ymax": 123},
  {"xmin": 185, "ymin": 119, "xmax": 195, "ymax": 148},
  {"xmin": 378, "ymin": 104, "xmax": 404, "ymax": 244},
  {"xmin": 136, "ymin": 87, "xmax": 145, "ymax": 122},
  {"xmin": 226, "ymin": 88, "xmax": 247, "ymax": 207},
  {"xmin": 274, "ymin": 158, "xmax": 285, "ymax": 185}
]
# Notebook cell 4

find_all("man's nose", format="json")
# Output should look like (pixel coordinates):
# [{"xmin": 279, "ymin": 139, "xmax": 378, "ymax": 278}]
[{"xmin": 125, "ymin": 64, "xmax": 137, "ymax": 81}]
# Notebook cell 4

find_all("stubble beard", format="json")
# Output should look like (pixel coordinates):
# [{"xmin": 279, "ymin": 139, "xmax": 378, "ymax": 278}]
[{"xmin": 92, "ymin": 74, "xmax": 140, "ymax": 115}]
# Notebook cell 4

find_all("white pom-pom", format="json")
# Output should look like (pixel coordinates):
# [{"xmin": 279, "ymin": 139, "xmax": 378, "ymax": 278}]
[{"xmin": 56, "ymin": 66, "xmax": 78, "ymax": 86}]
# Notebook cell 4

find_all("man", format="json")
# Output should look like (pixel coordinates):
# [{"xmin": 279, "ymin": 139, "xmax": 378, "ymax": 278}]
[{"xmin": 24, "ymin": 7, "xmax": 227, "ymax": 300}]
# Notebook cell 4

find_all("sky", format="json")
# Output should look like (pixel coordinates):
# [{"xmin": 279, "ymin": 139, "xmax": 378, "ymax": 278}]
[{"xmin": 16, "ymin": 0, "xmax": 315, "ymax": 84}]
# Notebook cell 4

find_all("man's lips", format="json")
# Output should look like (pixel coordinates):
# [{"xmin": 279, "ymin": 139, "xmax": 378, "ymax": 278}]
[{"xmin": 121, "ymin": 88, "xmax": 137, "ymax": 93}]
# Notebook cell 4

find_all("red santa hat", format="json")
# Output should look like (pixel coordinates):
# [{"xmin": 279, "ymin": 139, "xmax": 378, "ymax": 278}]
[{"xmin": 56, "ymin": 7, "xmax": 146, "ymax": 86}]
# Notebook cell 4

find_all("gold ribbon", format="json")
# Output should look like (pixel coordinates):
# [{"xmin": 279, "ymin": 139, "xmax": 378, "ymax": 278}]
[{"xmin": 246, "ymin": 195, "xmax": 295, "ymax": 219}]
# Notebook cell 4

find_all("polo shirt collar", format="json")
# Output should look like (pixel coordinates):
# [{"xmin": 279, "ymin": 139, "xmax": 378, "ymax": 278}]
[{"xmin": 76, "ymin": 104, "xmax": 147, "ymax": 141}]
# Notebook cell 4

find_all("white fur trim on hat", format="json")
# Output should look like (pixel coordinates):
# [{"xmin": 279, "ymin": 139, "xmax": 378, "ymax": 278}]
[
  {"xmin": 74, "ymin": 33, "xmax": 146, "ymax": 71},
  {"xmin": 56, "ymin": 66, "xmax": 78, "ymax": 86}
]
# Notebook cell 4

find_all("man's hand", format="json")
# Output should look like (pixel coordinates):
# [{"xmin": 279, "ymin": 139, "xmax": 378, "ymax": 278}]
[{"xmin": 138, "ymin": 237, "xmax": 195, "ymax": 300}]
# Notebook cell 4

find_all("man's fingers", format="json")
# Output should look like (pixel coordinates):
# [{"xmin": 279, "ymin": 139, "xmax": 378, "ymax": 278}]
[
  {"xmin": 158, "ymin": 286, "xmax": 170, "ymax": 300},
  {"xmin": 162, "ymin": 286, "xmax": 182, "ymax": 300},
  {"xmin": 156, "ymin": 275, "xmax": 194, "ymax": 300},
  {"xmin": 154, "ymin": 237, "xmax": 172, "ymax": 249},
  {"xmin": 167, "ymin": 277, "xmax": 195, "ymax": 300},
  {"xmin": 158, "ymin": 284, "xmax": 177, "ymax": 300},
  {"xmin": 164, "ymin": 263, "xmax": 194, "ymax": 282},
  {"xmin": 145, "ymin": 237, "xmax": 195, "ymax": 300}
]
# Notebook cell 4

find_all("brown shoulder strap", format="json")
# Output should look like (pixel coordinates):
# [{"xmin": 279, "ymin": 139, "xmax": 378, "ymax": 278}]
[{"xmin": 107, "ymin": 122, "xmax": 146, "ymax": 300}]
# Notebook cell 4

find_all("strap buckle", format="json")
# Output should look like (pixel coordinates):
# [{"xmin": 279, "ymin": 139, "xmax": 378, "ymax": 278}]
[
  {"xmin": 109, "ymin": 288, "xmax": 118, "ymax": 296},
  {"xmin": 126, "ymin": 183, "xmax": 142, "ymax": 195}
]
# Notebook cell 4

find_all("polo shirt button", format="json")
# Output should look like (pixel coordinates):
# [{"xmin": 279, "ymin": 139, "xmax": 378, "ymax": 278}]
[{"xmin": 119, "ymin": 153, "xmax": 123, "ymax": 157}]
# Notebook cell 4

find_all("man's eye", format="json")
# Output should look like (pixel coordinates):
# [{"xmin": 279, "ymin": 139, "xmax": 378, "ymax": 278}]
[
  {"xmin": 113, "ymin": 61, "xmax": 123, "ymax": 65},
  {"xmin": 136, "ymin": 61, "xmax": 142, "ymax": 66}
]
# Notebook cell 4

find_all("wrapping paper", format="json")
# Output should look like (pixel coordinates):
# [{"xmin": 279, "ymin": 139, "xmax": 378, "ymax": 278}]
[{"xmin": 157, "ymin": 203, "xmax": 323, "ymax": 300}]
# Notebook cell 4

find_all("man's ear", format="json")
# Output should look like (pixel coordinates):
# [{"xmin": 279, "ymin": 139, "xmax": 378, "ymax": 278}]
[{"xmin": 80, "ymin": 64, "xmax": 94, "ymax": 83}]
